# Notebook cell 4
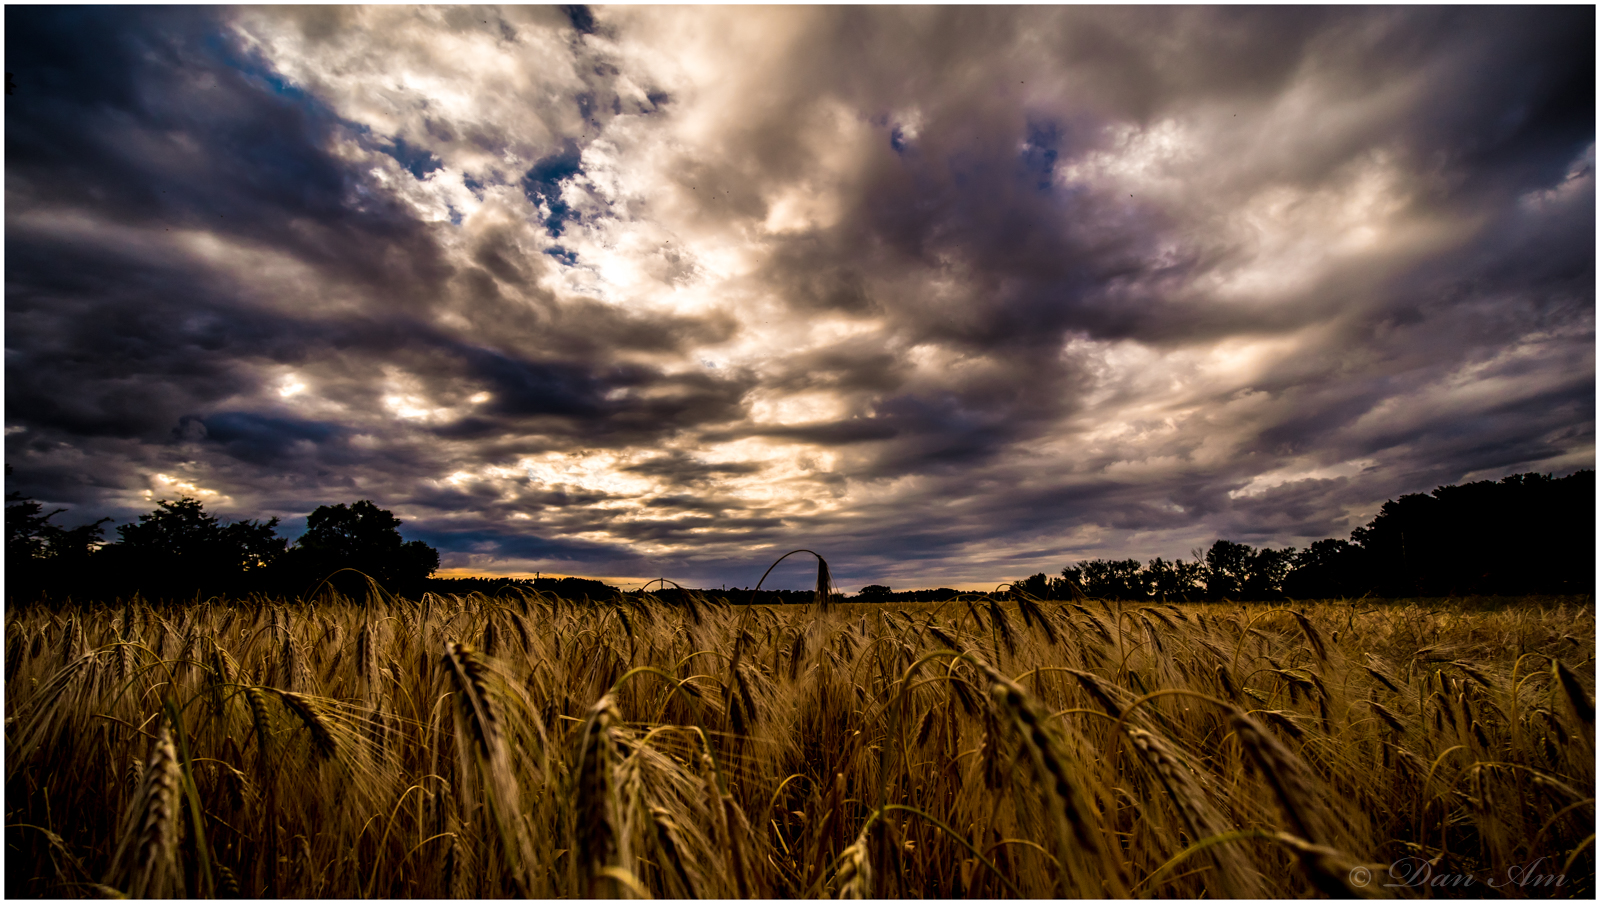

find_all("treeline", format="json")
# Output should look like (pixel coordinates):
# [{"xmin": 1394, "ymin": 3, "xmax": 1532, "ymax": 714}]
[
  {"xmin": 856, "ymin": 586, "xmax": 969, "ymax": 603},
  {"xmin": 425, "ymin": 575, "xmax": 616, "ymax": 599},
  {"xmin": 5, "ymin": 493, "xmax": 439, "ymax": 602},
  {"xmin": 8, "ymin": 468, "xmax": 1591, "ymax": 606},
  {"xmin": 637, "ymin": 587, "xmax": 851, "ymax": 607},
  {"xmin": 1012, "ymin": 470, "xmax": 1594, "ymax": 601}
]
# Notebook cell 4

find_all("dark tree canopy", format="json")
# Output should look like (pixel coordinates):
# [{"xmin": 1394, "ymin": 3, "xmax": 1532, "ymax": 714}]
[
  {"xmin": 276, "ymin": 500, "xmax": 440, "ymax": 598},
  {"xmin": 1146, "ymin": 557, "xmax": 1205, "ymax": 601},
  {"xmin": 298, "ymin": 501, "xmax": 409, "ymax": 560},
  {"xmin": 6, "ymin": 490, "xmax": 111, "ymax": 599},
  {"xmin": 1352, "ymin": 470, "xmax": 1594, "ymax": 596},
  {"xmin": 1282, "ymin": 539, "xmax": 1367, "ymax": 600},
  {"xmin": 7, "ymin": 493, "xmax": 107, "ymax": 562},
  {"xmin": 115, "ymin": 498, "xmax": 284, "ymax": 570},
  {"xmin": 90, "ymin": 497, "xmax": 284, "ymax": 599},
  {"xmin": 1031, "ymin": 470, "xmax": 1593, "ymax": 602},
  {"xmin": 3, "ymin": 493, "xmax": 439, "ymax": 603}
]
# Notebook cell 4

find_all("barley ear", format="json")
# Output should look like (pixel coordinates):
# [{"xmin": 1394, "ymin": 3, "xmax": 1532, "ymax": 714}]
[
  {"xmin": 987, "ymin": 598, "xmax": 1017, "ymax": 658},
  {"xmin": 834, "ymin": 822, "xmax": 873, "ymax": 899},
  {"xmin": 1230, "ymin": 708, "xmax": 1319, "ymax": 843},
  {"xmin": 1215, "ymin": 663, "xmax": 1240, "ymax": 701},
  {"xmin": 1016, "ymin": 592, "xmax": 1059, "ymax": 645},
  {"xmin": 1125, "ymin": 727, "xmax": 1209, "ymax": 841},
  {"xmin": 815, "ymin": 553, "xmax": 835, "ymax": 611},
  {"xmin": 1290, "ymin": 611, "xmax": 1329, "ymax": 662},
  {"xmin": 217, "ymin": 864, "xmax": 240, "ymax": 898},
  {"xmin": 574, "ymin": 694, "xmax": 624, "ymax": 897},
  {"xmin": 1364, "ymin": 665, "xmax": 1403, "ymax": 695},
  {"xmin": 1272, "ymin": 832, "xmax": 1370, "ymax": 898},
  {"xmin": 1553, "ymin": 659, "xmax": 1594, "ymax": 730},
  {"xmin": 276, "ymin": 690, "xmax": 338, "ymax": 761},
  {"xmin": 990, "ymin": 671, "xmax": 1129, "ymax": 897},
  {"xmin": 788, "ymin": 630, "xmax": 808, "ymax": 682},
  {"xmin": 107, "ymin": 718, "xmax": 184, "ymax": 898},
  {"xmin": 442, "ymin": 642, "xmax": 502, "ymax": 754},
  {"xmin": 1368, "ymin": 701, "xmax": 1406, "ymax": 734},
  {"xmin": 1067, "ymin": 668, "xmax": 1126, "ymax": 719},
  {"xmin": 647, "ymin": 807, "xmax": 698, "ymax": 897},
  {"xmin": 244, "ymin": 687, "xmax": 274, "ymax": 775},
  {"xmin": 442, "ymin": 641, "xmax": 535, "ymax": 895}
]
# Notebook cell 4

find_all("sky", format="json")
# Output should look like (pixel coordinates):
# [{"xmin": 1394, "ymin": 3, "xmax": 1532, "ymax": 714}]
[{"xmin": 5, "ymin": 6, "xmax": 1594, "ymax": 591}]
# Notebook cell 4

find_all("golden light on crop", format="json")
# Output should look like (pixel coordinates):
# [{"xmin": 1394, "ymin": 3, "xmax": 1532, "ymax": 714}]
[{"xmin": 8, "ymin": 589, "xmax": 1594, "ymax": 897}]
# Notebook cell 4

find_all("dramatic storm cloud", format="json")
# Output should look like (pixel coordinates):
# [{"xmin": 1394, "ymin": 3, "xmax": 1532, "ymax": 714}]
[{"xmin": 6, "ymin": 6, "xmax": 1593, "ymax": 589}]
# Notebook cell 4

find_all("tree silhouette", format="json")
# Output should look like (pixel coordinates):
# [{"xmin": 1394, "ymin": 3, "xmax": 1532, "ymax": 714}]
[
  {"xmin": 89, "ymin": 497, "xmax": 283, "ymax": 599},
  {"xmin": 1146, "ymin": 557, "xmax": 1205, "ymax": 601},
  {"xmin": 1243, "ymin": 546, "xmax": 1297, "ymax": 599},
  {"xmin": 1073, "ymin": 559, "xmax": 1148, "ymax": 600},
  {"xmin": 122, "ymin": 497, "xmax": 280, "ymax": 591},
  {"xmin": 1201, "ymin": 540, "xmax": 1297, "ymax": 600},
  {"xmin": 1202, "ymin": 540, "xmax": 1252, "ymax": 599},
  {"xmin": 1353, "ymin": 470, "xmax": 1593, "ymax": 596},
  {"xmin": 1012, "ymin": 574, "xmax": 1051, "ymax": 599},
  {"xmin": 1282, "ymin": 539, "xmax": 1366, "ymax": 599},
  {"xmin": 275, "ymin": 500, "xmax": 439, "ymax": 596},
  {"xmin": 5, "ymin": 491, "xmax": 111, "ymax": 600},
  {"xmin": 6, "ymin": 493, "xmax": 56, "ymax": 563},
  {"xmin": 1039, "ymin": 470, "xmax": 1592, "ymax": 604}
]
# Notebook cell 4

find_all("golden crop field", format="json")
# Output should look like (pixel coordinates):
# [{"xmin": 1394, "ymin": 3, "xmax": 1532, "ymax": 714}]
[{"xmin": 5, "ymin": 588, "xmax": 1594, "ymax": 898}]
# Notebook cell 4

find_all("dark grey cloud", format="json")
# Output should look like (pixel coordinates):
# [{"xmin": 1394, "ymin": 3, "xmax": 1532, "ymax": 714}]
[
  {"xmin": 5, "ymin": 6, "xmax": 1591, "ymax": 589},
  {"xmin": 184, "ymin": 413, "xmax": 341, "ymax": 466},
  {"xmin": 622, "ymin": 452, "xmax": 764, "ymax": 488}
]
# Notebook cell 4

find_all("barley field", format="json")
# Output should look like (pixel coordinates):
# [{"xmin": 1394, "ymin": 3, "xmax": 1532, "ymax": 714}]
[{"xmin": 5, "ymin": 586, "xmax": 1594, "ymax": 898}]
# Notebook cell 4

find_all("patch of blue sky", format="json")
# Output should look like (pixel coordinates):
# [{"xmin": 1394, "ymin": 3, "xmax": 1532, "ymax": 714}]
[
  {"xmin": 523, "ymin": 141, "xmax": 586, "ymax": 236},
  {"xmin": 1020, "ymin": 119, "xmax": 1061, "ymax": 191},
  {"xmin": 203, "ymin": 29, "xmax": 326, "ymax": 114},
  {"xmin": 206, "ymin": 25, "xmax": 416, "ymax": 179},
  {"xmin": 382, "ymin": 135, "xmax": 444, "ymax": 180}
]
